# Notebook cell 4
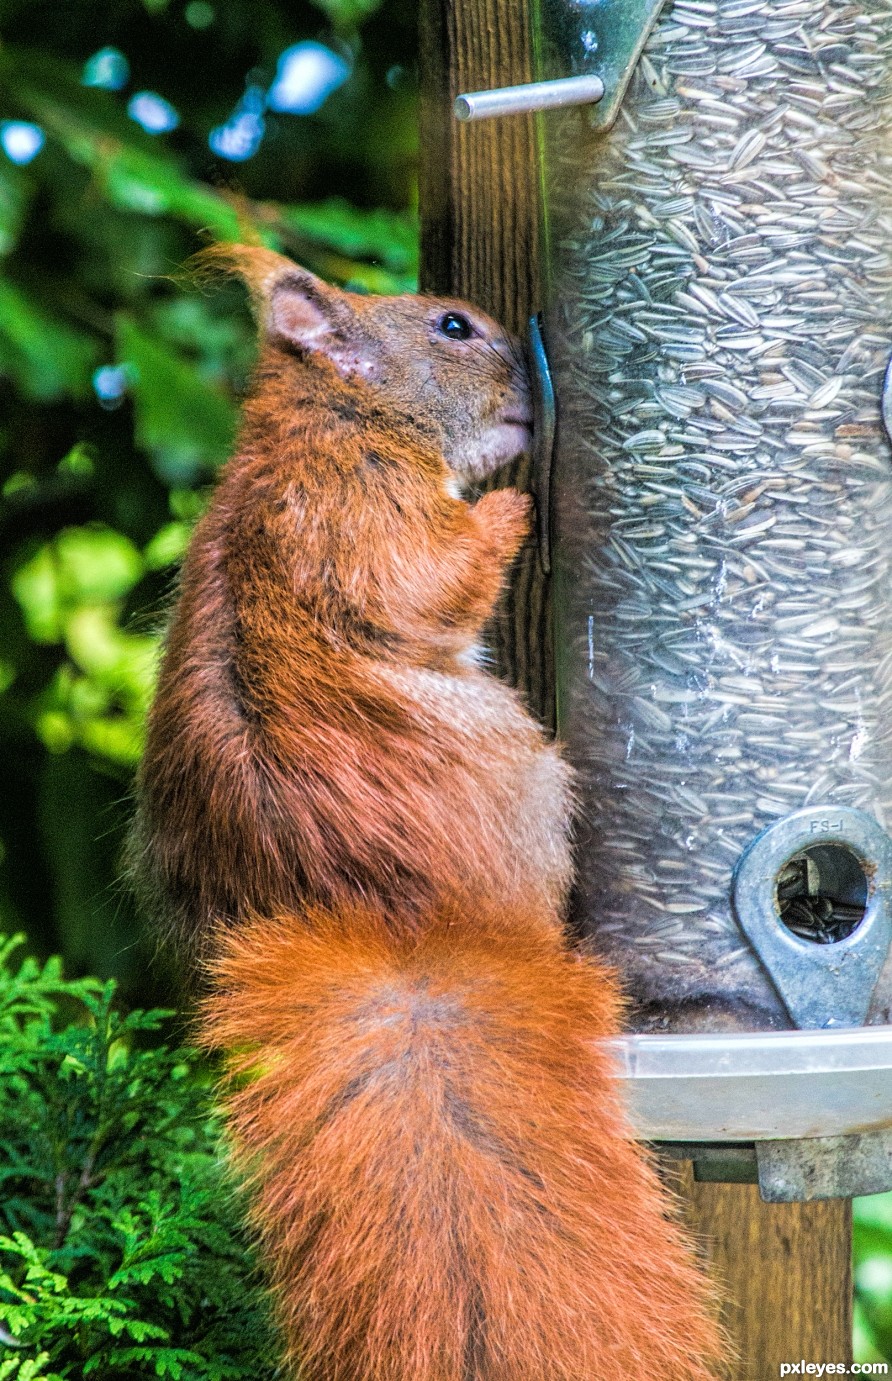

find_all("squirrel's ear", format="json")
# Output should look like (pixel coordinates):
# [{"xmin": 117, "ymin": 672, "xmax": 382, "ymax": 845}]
[
  {"xmin": 266, "ymin": 272, "xmax": 344, "ymax": 354},
  {"xmin": 189, "ymin": 244, "xmax": 370, "ymax": 377},
  {"xmin": 268, "ymin": 272, "xmax": 378, "ymax": 381}
]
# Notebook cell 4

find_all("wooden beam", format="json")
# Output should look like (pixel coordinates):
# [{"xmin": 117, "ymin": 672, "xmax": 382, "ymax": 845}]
[
  {"xmin": 418, "ymin": 0, "xmax": 540, "ymax": 328},
  {"xmin": 673, "ymin": 1164, "xmax": 853, "ymax": 1379},
  {"xmin": 417, "ymin": 3, "xmax": 855, "ymax": 1377},
  {"xmin": 418, "ymin": 0, "xmax": 551, "ymax": 723}
]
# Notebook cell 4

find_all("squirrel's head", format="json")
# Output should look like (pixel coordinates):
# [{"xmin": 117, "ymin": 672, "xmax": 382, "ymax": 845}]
[{"xmin": 198, "ymin": 244, "xmax": 532, "ymax": 482}]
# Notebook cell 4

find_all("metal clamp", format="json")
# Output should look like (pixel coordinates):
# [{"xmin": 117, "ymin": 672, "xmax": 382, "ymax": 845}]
[
  {"xmin": 732, "ymin": 807, "xmax": 892, "ymax": 1029},
  {"xmin": 453, "ymin": 0, "xmax": 670, "ymax": 133},
  {"xmin": 658, "ymin": 1134, "xmax": 892, "ymax": 1202}
]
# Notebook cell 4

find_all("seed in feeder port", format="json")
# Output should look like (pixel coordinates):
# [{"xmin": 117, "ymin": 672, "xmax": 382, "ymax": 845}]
[{"xmin": 775, "ymin": 848, "xmax": 868, "ymax": 944}]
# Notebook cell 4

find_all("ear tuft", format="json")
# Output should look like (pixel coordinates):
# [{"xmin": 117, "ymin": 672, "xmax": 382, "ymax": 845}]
[
  {"xmin": 187, "ymin": 242, "xmax": 368, "ymax": 376},
  {"xmin": 187, "ymin": 243, "xmax": 300, "ymax": 317}
]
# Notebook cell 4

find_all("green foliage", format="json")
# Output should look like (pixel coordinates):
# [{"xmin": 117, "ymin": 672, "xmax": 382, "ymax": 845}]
[
  {"xmin": 0, "ymin": 934, "xmax": 275, "ymax": 1378},
  {"xmin": 0, "ymin": 0, "xmax": 418, "ymax": 986},
  {"xmin": 310, "ymin": 0, "xmax": 387, "ymax": 31},
  {"xmin": 281, "ymin": 199, "xmax": 418, "ymax": 292},
  {"xmin": 855, "ymin": 1194, "xmax": 892, "ymax": 1363},
  {"xmin": 11, "ymin": 514, "xmax": 163, "ymax": 765},
  {"xmin": 116, "ymin": 318, "xmax": 237, "ymax": 486},
  {"xmin": 0, "ymin": 279, "xmax": 98, "ymax": 403}
]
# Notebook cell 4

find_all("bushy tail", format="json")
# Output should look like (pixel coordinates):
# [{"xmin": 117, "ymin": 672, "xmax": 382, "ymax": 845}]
[{"xmin": 201, "ymin": 904, "xmax": 721, "ymax": 1381}]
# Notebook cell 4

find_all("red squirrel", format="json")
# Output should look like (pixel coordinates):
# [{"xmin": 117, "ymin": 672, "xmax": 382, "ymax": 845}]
[{"xmin": 131, "ymin": 245, "xmax": 721, "ymax": 1381}]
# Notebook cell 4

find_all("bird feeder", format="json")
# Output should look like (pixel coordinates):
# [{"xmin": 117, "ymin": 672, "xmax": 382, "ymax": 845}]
[{"xmin": 454, "ymin": 0, "xmax": 892, "ymax": 1201}]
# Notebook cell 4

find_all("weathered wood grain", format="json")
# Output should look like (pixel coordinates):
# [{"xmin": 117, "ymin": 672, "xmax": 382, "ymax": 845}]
[
  {"xmin": 671, "ymin": 1162, "xmax": 853, "ymax": 1379},
  {"xmin": 419, "ymin": 0, "xmax": 550, "ymax": 723}
]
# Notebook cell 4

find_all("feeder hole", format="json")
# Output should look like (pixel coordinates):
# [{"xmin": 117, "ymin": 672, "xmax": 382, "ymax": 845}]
[{"xmin": 775, "ymin": 844, "xmax": 868, "ymax": 944}]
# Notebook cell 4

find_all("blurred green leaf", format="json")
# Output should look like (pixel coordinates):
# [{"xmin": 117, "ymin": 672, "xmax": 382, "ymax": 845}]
[
  {"xmin": 0, "ymin": 281, "xmax": 97, "ymax": 402},
  {"xmin": 148, "ymin": 298, "xmax": 252, "ymax": 383},
  {"xmin": 858, "ymin": 1253, "xmax": 892, "ymax": 1305},
  {"xmin": 57, "ymin": 445, "xmax": 95, "ymax": 480},
  {"xmin": 143, "ymin": 523, "xmax": 192, "ymax": 570},
  {"xmin": 11, "ymin": 549, "xmax": 59, "ymax": 645},
  {"xmin": 168, "ymin": 488, "xmax": 209, "ymax": 523},
  {"xmin": 65, "ymin": 606, "xmax": 156, "ymax": 699},
  {"xmin": 856, "ymin": 1193, "xmax": 892, "ymax": 1363},
  {"xmin": 35, "ymin": 632, "xmax": 157, "ymax": 767},
  {"xmin": 0, "ymin": 164, "xmax": 30, "ymax": 258},
  {"xmin": 282, "ymin": 198, "xmax": 417, "ymax": 278},
  {"xmin": 11, "ymin": 527, "xmax": 158, "ymax": 767},
  {"xmin": 856, "ymin": 1194, "xmax": 892, "ymax": 1233},
  {"xmin": 55, "ymin": 529, "xmax": 143, "ymax": 606},
  {"xmin": 309, "ymin": 0, "xmax": 386, "ymax": 27},
  {"xmin": 117, "ymin": 317, "xmax": 237, "ymax": 484},
  {"xmin": 12, "ymin": 529, "xmax": 144, "ymax": 644}
]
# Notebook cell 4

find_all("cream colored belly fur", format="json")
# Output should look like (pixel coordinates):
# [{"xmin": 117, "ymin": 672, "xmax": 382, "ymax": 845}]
[{"xmin": 373, "ymin": 660, "xmax": 575, "ymax": 924}]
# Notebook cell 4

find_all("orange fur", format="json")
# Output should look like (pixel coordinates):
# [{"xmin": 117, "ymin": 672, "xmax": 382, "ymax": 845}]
[
  {"xmin": 130, "ymin": 252, "xmax": 569, "ymax": 958},
  {"xmin": 202, "ymin": 905, "xmax": 719, "ymax": 1381},
  {"xmin": 134, "ymin": 247, "xmax": 722, "ymax": 1379}
]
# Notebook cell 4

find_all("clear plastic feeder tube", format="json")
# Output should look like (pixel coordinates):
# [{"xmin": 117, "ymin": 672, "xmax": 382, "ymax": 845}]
[{"xmin": 536, "ymin": 0, "xmax": 892, "ymax": 1030}]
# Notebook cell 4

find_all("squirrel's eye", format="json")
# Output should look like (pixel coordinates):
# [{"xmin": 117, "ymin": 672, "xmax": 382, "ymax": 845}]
[{"xmin": 438, "ymin": 312, "xmax": 474, "ymax": 341}]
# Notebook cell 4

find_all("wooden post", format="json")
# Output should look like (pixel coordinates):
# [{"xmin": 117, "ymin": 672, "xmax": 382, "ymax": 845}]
[
  {"xmin": 418, "ymin": 0, "xmax": 551, "ymax": 724},
  {"xmin": 672, "ymin": 1164, "xmax": 852, "ymax": 1378},
  {"xmin": 417, "ymin": 3, "xmax": 855, "ymax": 1377}
]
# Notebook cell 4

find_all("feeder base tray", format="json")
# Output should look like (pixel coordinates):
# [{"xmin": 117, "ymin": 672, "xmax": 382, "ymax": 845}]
[{"xmin": 611, "ymin": 1028, "xmax": 892, "ymax": 1201}]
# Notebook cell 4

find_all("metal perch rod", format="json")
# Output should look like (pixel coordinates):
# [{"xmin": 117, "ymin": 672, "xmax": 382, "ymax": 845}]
[{"xmin": 453, "ymin": 75, "xmax": 605, "ymax": 122}]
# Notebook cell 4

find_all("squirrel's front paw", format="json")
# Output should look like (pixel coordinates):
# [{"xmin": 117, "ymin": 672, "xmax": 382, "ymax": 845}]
[{"xmin": 473, "ymin": 488, "xmax": 533, "ymax": 561}]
